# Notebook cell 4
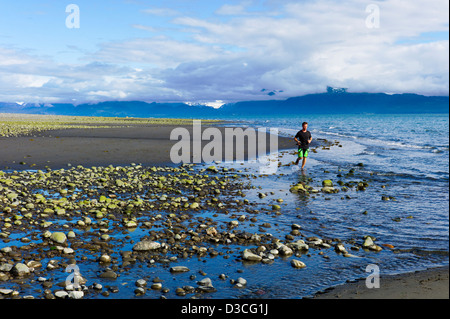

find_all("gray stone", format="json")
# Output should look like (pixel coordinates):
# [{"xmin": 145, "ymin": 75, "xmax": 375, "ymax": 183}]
[
  {"xmin": 99, "ymin": 269, "xmax": 118, "ymax": 279},
  {"xmin": 68, "ymin": 291, "xmax": 84, "ymax": 299},
  {"xmin": 55, "ymin": 290, "xmax": 69, "ymax": 299},
  {"xmin": 99, "ymin": 254, "xmax": 111, "ymax": 263},
  {"xmin": 151, "ymin": 283, "xmax": 162, "ymax": 290},
  {"xmin": 170, "ymin": 266, "xmax": 190, "ymax": 273},
  {"xmin": 0, "ymin": 247, "xmax": 12, "ymax": 254},
  {"xmin": 50, "ymin": 232, "xmax": 67, "ymax": 244},
  {"xmin": 363, "ymin": 236, "xmax": 374, "ymax": 248},
  {"xmin": 0, "ymin": 263, "xmax": 13, "ymax": 272},
  {"xmin": 321, "ymin": 186, "xmax": 338, "ymax": 194},
  {"xmin": 277, "ymin": 244, "xmax": 293, "ymax": 256},
  {"xmin": 335, "ymin": 243, "xmax": 348, "ymax": 254},
  {"xmin": 63, "ymin": 248, "xmax": 74, "ymax": 254},
  {"xmin": 11, "ymin": 263, "xmax": 30, "ymax": 277},
  {"xmin": 134, "ymin": 287, "xmax": 146, "ymax": 296},
  {"xmin": 135, "ymin": 279, "xmax": 147, "ymax": 287},
  {"xmin": 132, "ymin": 240, "xmax": 161, "ymax": 251},
  {"xmin": 290, "ymin": 259, "xmax": 306, "ymax": 269},
  {"xmin": 289, "ymin": 240, "xmax": 309, "ymax": 251},
  {"xmin": 93, "ymin": 283, "xmax": 103, "ymax": 290},
  {"xmin": 197, "ymin": 277, "xmax": 213, "ymax": 287},
  {"xmin": 0, "ymin": 289, "xmax": 14, "ymax": 295},
  {"xmin": 242, "ymin": 249, "xmax": 262, "ymax": 261},
  {"xmin": 236, "ymin": 277, "xmax": 247, "ymax": 286}
]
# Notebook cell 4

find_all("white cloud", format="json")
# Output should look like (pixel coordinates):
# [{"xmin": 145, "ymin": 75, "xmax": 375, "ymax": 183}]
[
  {"xmin": 0, "ymin": 0, "xmax": 448, "ymax": 103},
  {"xmin": 161, "ymin": 0, "xmax": 449, "ymax": 98},
  {"xmin": 215, "ymin": 4, "xmax": 249, "ymax": 16},
  {"xmin": 92, "ymin": 36, "xmax": 227, "ymax": 69}
]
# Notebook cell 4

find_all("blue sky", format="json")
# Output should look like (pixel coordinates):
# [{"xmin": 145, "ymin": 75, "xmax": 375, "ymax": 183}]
[{"xmin": 0, "ymin": 0, "xmax": 448, "ymax": 104}]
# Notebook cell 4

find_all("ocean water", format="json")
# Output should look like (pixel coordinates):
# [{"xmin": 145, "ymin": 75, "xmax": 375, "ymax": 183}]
[{"xmin": 207, "ymin": 113, "xmax": 449, "ymax": 297}]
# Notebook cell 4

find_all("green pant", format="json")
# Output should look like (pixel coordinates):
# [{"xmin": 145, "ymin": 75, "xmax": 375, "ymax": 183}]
[{"xmin": 298, "ymin": 148, "xmax": 309, "ymax": 158}]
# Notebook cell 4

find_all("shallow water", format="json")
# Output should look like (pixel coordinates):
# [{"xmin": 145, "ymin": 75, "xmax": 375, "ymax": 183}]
[{"xmin": 214, "ymin": 113, "xmax": 449, "ymax": 297}]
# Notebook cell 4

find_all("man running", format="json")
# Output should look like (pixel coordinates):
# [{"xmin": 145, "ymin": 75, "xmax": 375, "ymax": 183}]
[{"xmin": 294, "ymin": 122, "xmax": 312, "ymax": 169}]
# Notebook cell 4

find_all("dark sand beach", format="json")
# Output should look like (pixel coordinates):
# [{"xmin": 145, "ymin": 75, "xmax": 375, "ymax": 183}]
[
  {"xmin": 1, "ymin": 122, "xmax": 293, "ymax": 170},
  {"xmin": 314, "ymin": 266, "xmax": 449, "ymax": 299}
]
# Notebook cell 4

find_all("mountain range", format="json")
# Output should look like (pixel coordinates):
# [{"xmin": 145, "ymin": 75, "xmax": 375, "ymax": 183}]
[{"xmin": 1, "ymin": 91, "xmax": 448, "ymax": 118}]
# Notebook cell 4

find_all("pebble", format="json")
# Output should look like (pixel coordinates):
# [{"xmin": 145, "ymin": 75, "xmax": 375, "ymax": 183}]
[
  {"xmin": 69, "ymin": 291, "xmax": 84, "ymax": 299},
  {"xmin": 135, "ymin": 279, "xmax": 147, "ymax": 287},
  {"xmin": 55, "ymin": 291, "xmax": 69, "ymax": 299},
  {"xmin": 335, "ymin": 243, "xmax": 348, "ymax": 254},
  {"xmin": 197, "ymin": 277, "xmax": 213, "ymax": 287},
  {"xmin": 277, "ymin": 244, "xmax": 293, "ymax": 256},
  {"xmin": 236, "ymin": 277, "xmax": 247, "ymax": 286},
  {"xmin": 132, "ymin": 240, "xmax": 161, "ymax": 251},
  {"xmin": 11, "ymin": 263, "xmax": 30, "ymax": 277},
  {"xmin": 229, "ymin": 220, "xmax": 239, "ymax": 227},
  {"xmin": 0, "ymin": 263, "xmax": 13, "ymax": 272},
  {"xmin": 170, "ymin": 266, "xmax": 190, "ymax": 273},
  {"xmin": 0, "ymin": 247, "xmax": 12, "ymax": 253},
  {"xmin": 108, "ymin": 286, "xmax": 119, "ymax": 293},
  {"xmin": 0, "ymin": 289, "xmax": 14, "ymax": 296},
  {"xmin": 63, "ymin": 248, "xmax": 74, "ymax": 254},
  {"xmin": 50, "ymin": 232, "xmax": 67, "ymax": 244},
  {"xmin": 99, "ymin": 269, "xmax": 118, "ymax": 279},
  {"xmin": 176, "ymin": 287, "xmax": 186, "ymax": 296},
  {"xmin": 93, "ymin": 283, "xmax": 103, "ymax": 290},
  {"xmin": 134, "ymin": 287, "xmax": 146, "ymax": 296},
  {"xmin": 242, "ymin": 249, "xmax": 262, "ymax": 262},
  {"xmin": 99, "ymin": 254, "xmax": 112, "ymax": 263},
  {"xmin": 290, "ymin": 259, "xmax": 306, "ymax": 269},
  {"xmin": 67, "ymin": 231, "xmax": 76, "ymax": 239},
  {"xmin": 151, "ymin": 283, "xmax": 162, "ymax": 290}
]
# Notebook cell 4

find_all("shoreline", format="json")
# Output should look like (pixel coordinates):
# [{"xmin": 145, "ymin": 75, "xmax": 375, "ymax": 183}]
[{"xmin": 312, "ymin": 265, "xmax": 449, "ymax": 299}]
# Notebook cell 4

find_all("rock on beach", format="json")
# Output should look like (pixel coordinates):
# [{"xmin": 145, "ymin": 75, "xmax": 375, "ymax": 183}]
[
  {"xmin": 242, "ymin": 249, "xmax": 262, "ymax": 262},
  {"xmin": 290, "ymin": 259, "xmax": 306, "ymax": 269},
  {"xmin": 132, "ymin": 240, "xmax": 161, "ymax": 251},
  {"xmin": 50, "ymin": 232, "xmax": 67, "ymax": 244}
]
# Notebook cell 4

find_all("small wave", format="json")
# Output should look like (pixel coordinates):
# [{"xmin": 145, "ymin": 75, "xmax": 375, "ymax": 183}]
[
  {"xmin": 355, "ymin": 151, "xmax": 389, "ymax": 159},
  {"xmin": 371, "ymin": 170, "xmax": 448, "ymax": 182},
  {"xmin": 384, "ymin": 141, "xmax": 435, "ymax": 150},
  {"xmin": 315, "ymin": 130, "xmax": 358, "ymax": 139},
  {"xmin": 316, "ymin": 130, "xmax": 442, "ymax": 151}
]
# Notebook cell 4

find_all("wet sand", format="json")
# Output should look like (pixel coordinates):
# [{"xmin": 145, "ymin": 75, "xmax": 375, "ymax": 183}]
[
  {"xmin": 313, "ymin": 266, "xmax": 449, "ymax": 299},
  {"xmin": 0, "ymin": 123, "xmax": 294, "ymax": 170}
]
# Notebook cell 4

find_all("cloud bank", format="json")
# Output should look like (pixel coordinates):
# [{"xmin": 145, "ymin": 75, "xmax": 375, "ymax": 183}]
[{"xmin": 0, "ymin": 0, "xmax": 448, "ymax": 104}]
